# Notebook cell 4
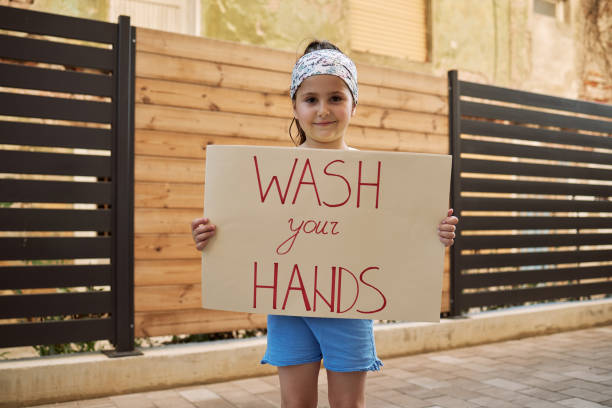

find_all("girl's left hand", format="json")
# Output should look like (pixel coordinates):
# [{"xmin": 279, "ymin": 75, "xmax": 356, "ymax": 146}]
[{"xmin": 438, "ymin": 208, "xmax": 458, "ymax": 247}]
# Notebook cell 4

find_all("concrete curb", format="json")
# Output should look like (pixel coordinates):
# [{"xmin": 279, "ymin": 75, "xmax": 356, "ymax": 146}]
[{"xmin": 2, "ymin": 299, "xmax": 611, "ymax": 407}]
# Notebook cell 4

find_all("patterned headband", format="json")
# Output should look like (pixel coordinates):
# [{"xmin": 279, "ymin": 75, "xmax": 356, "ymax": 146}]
[{"xmin": 290, "ymin": 49, "xmax": 358, "ymax": 105}]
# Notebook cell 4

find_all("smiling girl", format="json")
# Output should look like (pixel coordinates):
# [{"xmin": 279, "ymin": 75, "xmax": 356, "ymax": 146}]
[{"xmin": 191, "ymin": 40, "xmax": 458, "ymax": 408}]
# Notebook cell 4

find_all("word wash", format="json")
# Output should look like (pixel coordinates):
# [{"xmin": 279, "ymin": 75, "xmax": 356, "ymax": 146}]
[{"xmin": 253, "ymin": 156, "xmax": 382, "ymax": 208}]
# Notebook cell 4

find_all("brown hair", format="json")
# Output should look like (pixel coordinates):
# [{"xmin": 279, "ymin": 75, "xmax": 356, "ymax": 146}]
[{"xmin": 290, "ymin": 40, "xmax": 345, "ymax": 146}]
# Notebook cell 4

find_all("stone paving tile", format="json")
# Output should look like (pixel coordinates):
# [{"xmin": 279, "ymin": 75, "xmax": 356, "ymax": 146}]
[
  {"xmin": 178, "ymin": 387, "xmax": 223, "ymax": 403},
  {"xmin": 483, "ymin": 378, "xmax": 531, "ymax": 392},
  {"xmin": 193, "ymin": 399, "xmax": 236, "ymax": 408},
  {"xmin": 560, "ymin": 388, "xmax": 611, "ymax": 403},
  {"xmin": 363, "ymin": 394, "xmax": 402, "ymax": 408},
  {"xmin": 368, "ymin": 388, "xmax": 431, "ymax": 407},
  {"xmin": 468, "ymin": 396, "xmax": 523, "ymax": 408},
  {"xmin": 425, "ymin": 395, "xmax": 480, "ymax": 408},
  {"xmin": 522, "ymin": 400, "xmax": 567, "ymax": 408},
  {"xmin": 407, "ymin": 376, "xmax": 452, "ymax": 390},
  {"xmin": 149, "ymin": 396, "xmax": 196, "ymax": 408},
  {"xmin": 435, "ymin": 385, "xmax": 483, "ymax": 401},
  {"xmin": 558, "ymin": 398, "xmax": 610, "ymax": 407},
  {"xmin": 381, "ymin": 367, "xmax": 419, "ymax": 380},
  {"xmin": 520, "ymin": 386, "xmax": 569, "ymax": 402},
  {"xmin": 231, "ymin": 378, "xmax": 277, "ymax": 394},
  {"xmin": 109, "ymin": 394, "xmax": 156, "ymax": 408}
]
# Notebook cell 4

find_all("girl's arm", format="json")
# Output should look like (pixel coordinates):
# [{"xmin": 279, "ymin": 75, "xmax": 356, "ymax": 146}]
[
  {"xmin": 191, "ymin": 217, "xmax": 216, "ymax": 251},
  {"xmin": 438, "ymin": 208, "xmax": 458, "ymax": 247}
]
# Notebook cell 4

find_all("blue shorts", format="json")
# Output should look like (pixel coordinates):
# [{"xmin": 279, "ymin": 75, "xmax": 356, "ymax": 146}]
[{"xmin": 261, "ymin": 315, "xmax": 382, "ymax": 372}]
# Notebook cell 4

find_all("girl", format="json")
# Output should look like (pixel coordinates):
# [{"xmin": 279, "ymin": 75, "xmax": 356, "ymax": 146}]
[{"xmin": 191, "ymin": 40, "xmax": 458, "ymax": 408}]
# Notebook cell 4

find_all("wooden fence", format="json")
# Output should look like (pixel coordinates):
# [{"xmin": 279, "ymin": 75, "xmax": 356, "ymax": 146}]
[{"xmin": 133, "ymin": 28, "xmax": 449, "ymax": 337}]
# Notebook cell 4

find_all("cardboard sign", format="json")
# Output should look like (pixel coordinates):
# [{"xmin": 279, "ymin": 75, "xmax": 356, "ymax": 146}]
[{"xmin": 202, "ymin": 146, "xmax": 451, "ymax": 322}]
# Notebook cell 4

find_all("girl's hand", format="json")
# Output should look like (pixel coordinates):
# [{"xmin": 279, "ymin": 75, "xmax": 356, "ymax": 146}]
[
  {"xmin": 191, "ymin": 217, "xmax": 216, "ymax": 251},
  {"xmin": 438, "ymin": 208, "xmax": 458, "ymax": 247}
]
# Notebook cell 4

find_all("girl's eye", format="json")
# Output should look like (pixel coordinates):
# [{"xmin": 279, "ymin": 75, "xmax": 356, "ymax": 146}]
[
  {"xmin": 331, "ymin": 95, "xmax": 343, "ymax": 102},
  {"xmin": 305, "ymin": 97, "xmax": 316, "ymax": 103}
]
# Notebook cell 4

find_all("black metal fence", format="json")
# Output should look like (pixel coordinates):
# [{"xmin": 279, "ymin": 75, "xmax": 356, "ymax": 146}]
[
  {"xmin": 0, "ymin": 6, "xmax": 136, "ymax": 354},
  {"xmin": 449, "ymin": 70, "xmax": 612, "ymax": 315}
]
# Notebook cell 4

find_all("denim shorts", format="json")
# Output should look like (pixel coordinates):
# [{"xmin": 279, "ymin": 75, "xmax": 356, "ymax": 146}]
[{"xmin": 261, "ymin": 315, "xmax": 382, "ymax": 372}]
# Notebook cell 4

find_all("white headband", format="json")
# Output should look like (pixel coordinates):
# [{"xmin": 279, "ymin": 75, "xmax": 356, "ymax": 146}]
[{"xmin": 290, "ymin": 49, "xmax": 358, "ymax": 104}]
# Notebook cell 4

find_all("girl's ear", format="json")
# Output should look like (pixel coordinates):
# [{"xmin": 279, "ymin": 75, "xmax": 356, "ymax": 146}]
[
  {"xmin": 351, "ymin": 104, "xmax": 357, "ymax": 117},
  {"xmin": 292, "ymin": 100, "xmax": 297, "ymax": 117}
]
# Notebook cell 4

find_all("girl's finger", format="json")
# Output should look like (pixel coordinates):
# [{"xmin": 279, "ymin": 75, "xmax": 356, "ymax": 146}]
[
  {"xmin": 438, "ymin": 231, "xmax": 456, "ymax": 239},
  {"xmin": 195, "ymin": 230, "xmax": 215, "ymax": 243},
  {"xmin": 196, "ymin": 224, "xmax": 215, "ymax": 233},
  {"xmin": 190, "ymin": 217, "xmax": 209, "ymax": 231}
]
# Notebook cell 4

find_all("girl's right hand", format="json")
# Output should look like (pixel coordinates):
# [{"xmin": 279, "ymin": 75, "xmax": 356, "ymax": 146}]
[{"xmin": 191, "ymin": 217, "xmax": 216, "ymax": 251}]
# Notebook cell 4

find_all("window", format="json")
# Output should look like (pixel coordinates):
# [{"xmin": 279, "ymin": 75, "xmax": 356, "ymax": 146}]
[
  {"xmin": 109, "ymin": 0, "xmax": 200, "ymax": 35},
  {"xmin": 350, "ymin": 0, "xmax": 428, "ymax": 62},
  {"xmin": 533, "ymin": 0, "xmax": 569, "ymax": 23}
]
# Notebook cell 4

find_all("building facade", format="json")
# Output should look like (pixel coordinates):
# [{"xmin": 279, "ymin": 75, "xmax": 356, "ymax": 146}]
[{"xmin": 3, "ymin": 0, "xmax": 610, "ymax": 102}]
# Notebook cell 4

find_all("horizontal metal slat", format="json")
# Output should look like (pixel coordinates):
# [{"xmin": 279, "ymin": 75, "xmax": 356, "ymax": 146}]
[
  {"xmin": 0, "ymin": 291, "xmax": 112, "ymax": 318},
  {"xmin": 0, "ymin": 34, "xmax": 115, "ymax": 71},
  {"xmin": 461, "ymin": 139, "xmax": 612, "ymax": 166},
  {"xmin": 461, "ymin": 101, "xmax": 612, "ymax": 134},
  {"xmin": 460, "ymin": 119, "xmax": 612, "ymax": 150},
  {"xmin": 0, "ymin": 121, "xmax": 111, "ymax": 150},
  {"xmin": 461, "ymin": 178, "xmax": 612, "ymax": 198},
  {"xmin": 458, "ymin": 265, "xmax": 612, "ymax": 288},
  {"xmin": 456, "ymin": 197, "xmax": 612, "ymax": 212},
  {"xmin": 0, "ymin": 179, "xmax": 112, "ymax": 204},
  {"xmin": 0, "ymin": 62, "xmax": 113, "ymax": 96},
  {"xmin": 0, "ymin": 237, "xmax": 111, "ymax": 261},
  {"xmin": 459, "ymin": 216, "xmax": 612, "ymax": 230},
  {"xmin": 456, "ymin": 233, "xmax": 612, "ymax": 250},
  {"xmin": 0, "ymin": 5, "xmax": 116, "ymax": 44},
  {"xmin": 0, "ymin": 208, "xmax": 112, "ymax": 231},
  {"xmin": 461, "ymin": 158, "xmax": 612, "ymax": 181},
  {"xmin": 458, "ymin": 249, "xmax": 612, "ymax": 269},
  {"xmin": 459, "ymin": 81, "xmax": 612, "ymax": 118},
  {"xmin": 0, "ymin": 150, "xmax": 111, "ymax": 177},
  {"xmin": 0, "ymin": 92, "xmax": 112, "ymax": 123},
  {"xmin": 0, "ymin": 318, "xmax": 114, "ymax": 348},
  {"xmin": 459, "ymin": 282, "xmax": 612, "ymax": 310},
  {"xmin": 0, "ymin": 264, "xmax": 112, "ymax": 289}
]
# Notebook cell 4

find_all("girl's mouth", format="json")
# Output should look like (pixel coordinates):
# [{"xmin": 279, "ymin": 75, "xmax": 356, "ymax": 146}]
[{"xmin": 314, "ymin": 121, "xmax": 336, "ymax": 126}]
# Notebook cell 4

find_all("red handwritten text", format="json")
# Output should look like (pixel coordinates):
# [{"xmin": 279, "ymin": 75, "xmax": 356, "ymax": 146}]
[
  {"xmin": 276, "ymin": 218, "xmax": 340, "ymax": 255},
  {"xmin": 252, "ymin": 261, "xmax": 387, "ymax": 314},
  {"xmin": 253, "ymin": 156, "xmax": 382, "ymax": 209}
]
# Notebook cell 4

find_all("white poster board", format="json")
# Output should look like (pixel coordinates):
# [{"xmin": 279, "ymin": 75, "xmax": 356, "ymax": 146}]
[{"xmin": 202, "ymin": 146, "xmax": 451, "ymax": 322}]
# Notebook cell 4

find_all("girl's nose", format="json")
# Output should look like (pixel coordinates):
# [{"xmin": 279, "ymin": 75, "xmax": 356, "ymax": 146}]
[{"xmin": 318, "ymin": 102, "xmax": 330, "ymax": 116}]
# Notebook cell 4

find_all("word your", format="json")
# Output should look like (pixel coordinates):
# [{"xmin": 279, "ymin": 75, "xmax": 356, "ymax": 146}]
[
  {"xmin": 253, "ymin": 156, "xmax": 382, "ymax": 209},
  {"xmin": 252, "ymin": 261, "xmax": 387, "ymax": 314},
  {"xmin": 276, "ymin": 218, "xmax": 340, "ymax": 255}
]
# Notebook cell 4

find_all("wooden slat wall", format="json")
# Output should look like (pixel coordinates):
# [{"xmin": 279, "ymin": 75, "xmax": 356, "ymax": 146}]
[{"xmin": 134, "ymin": 27, "xmax": 449, "ymax": 337}]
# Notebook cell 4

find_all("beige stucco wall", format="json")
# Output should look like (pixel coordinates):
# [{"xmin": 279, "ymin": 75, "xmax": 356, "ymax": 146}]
[
  {"xmin": 27, "ymin": 0, "xmax": 109, "ymax": 22},
  {"xmin": 5, "ymin": 0, "xmax": 608, "ymax": 102}
]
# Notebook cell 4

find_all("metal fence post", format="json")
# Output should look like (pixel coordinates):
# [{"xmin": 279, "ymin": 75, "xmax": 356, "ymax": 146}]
[
  {"xmin": 107, "ymin": 15, "xmax": 138, "ymax": 356},
  {"xmin": 448, "ymin": 70, "xmax": 462, "ymax": 317}
]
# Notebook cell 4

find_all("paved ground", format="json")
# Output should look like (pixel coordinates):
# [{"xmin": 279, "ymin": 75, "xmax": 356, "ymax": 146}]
[{"xmin": 32, "ymin": 326, "xmax": 612, "ymax": 408}]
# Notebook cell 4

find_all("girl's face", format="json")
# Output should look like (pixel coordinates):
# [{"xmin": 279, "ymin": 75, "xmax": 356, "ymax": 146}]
[{"xmin": 293, "ymin": 75, "xmax": 356, "ymax": 150}]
